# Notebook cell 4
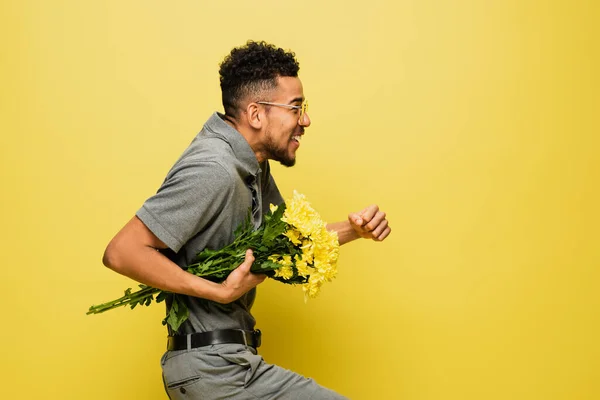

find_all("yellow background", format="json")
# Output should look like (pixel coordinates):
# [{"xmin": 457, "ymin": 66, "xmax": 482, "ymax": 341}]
[{"xmin": 1, "ymin": 1, "xmax": 598, "ymax": 399}]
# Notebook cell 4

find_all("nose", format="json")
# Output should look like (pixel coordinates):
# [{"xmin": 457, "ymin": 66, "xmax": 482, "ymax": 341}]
[{"xmin": 299, "ymin": 112, "xmax": 311, "ymax": 127}]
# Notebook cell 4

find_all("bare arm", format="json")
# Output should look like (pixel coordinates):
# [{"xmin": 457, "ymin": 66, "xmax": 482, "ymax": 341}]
[
  {"xmin": 326, "ymin": 220, "xmax": 361, "ymax": 245},
  {"xmin": 326, "ymin": 205, "xmax": 391, "ymax": 245},
  {"xmin": 102, "ymin": 216, "xmax": 265, "ymax": 304}
]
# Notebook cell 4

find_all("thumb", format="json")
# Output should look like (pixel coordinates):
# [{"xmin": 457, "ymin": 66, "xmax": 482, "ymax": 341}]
[
  {"xmin": 349, "ymin": 213, "xmax": 363, "ymax": 226},
  {"xmin": 239, "ymin": 249, "xmax": 255, "ymax": 271}
]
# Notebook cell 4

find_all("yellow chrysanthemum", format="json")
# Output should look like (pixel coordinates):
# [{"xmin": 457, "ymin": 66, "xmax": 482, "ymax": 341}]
[
  {"xmin": 300, "ymin": 239, "xmax": 314, "ymax": 264},
  {"xmin": 282, "ymin": 191, "xmax": 325, "ymax": 238},
  {"xmin": 279, "ymin": 254, "xmax": 293, "ymax": 267},
  {"xmin": 274, "ymin": 265, "xmax": 294, "ymax": 280},
  {"xmin": 271, "ymin": 191, "xmax": 341, "ymax": 299},
  {"xmin": 303, "ymin": 274, "xmax": 325, "ymax": 300},
  {"xmin": 294, "ymin": 254, "xmax": 311, "ymax": 278},
  {"xmin": 313, "ymin": 258, "xmax": 337, "ymax": 281},
  {"xmin": 283, "ymin": 228, "xmax": 302, "ymax": 245},
  {"xmin": 297, "ymin": 215, "xmax": 339, "ymax": 298}
]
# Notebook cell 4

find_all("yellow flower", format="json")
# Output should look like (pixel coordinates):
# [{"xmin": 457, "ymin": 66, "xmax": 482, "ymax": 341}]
[
  {"xmin": 282, "ymin": 191, "xmax": 325, "ymax": 238},
  {"xmin": 301, "ymin": 239, "xmax": 314, "ymax": 264},
  {"xmin": 274, "ymin": 265, "xmax": 294, "ymax": 280},
  {"xmin": 294, "ymin": 254, "xmax": 311, "ymax": 278},
  {"xmin": 303, "ymin": 274, "xmax": 325, "ymax": 299},
  {"xmin": 275, "ymin": 190, "xmax": 341, "ymax": 299},
  {"xmin": 283, "ymin": 228, "xmax": 302, "ymax": 245},
  {"xmin": 279, "ymin": 254, "xmax": 293, "ymax": 267},
  {"xmin": 314, "ymin": 258, "xmax": 337, "ymax": 281}
]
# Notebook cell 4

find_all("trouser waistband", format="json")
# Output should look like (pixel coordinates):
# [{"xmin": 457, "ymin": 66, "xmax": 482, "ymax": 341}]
[{"xmin": 167, "ymin": 329, "xmax": 261, "ymax": 351}]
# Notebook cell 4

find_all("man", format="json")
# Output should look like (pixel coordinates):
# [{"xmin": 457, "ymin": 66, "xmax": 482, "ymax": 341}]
[{"xmin": 103, "ymin": 41, "xmax": 391, "ymax": 399}]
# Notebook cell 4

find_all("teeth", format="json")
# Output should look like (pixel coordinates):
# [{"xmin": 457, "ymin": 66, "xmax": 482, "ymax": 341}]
[{"xmin": 292, "ymin": 135, "xmax": 301, "ymax": 141}]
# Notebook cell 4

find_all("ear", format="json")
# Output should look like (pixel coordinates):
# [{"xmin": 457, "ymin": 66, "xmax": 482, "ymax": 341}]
[{"xmin": 246, "ymin": 102, "xmax": 263, "ymax": 129}]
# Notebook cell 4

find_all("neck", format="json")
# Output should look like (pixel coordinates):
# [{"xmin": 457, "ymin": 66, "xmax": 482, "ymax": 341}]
[{"xmin": 222, "ymin": 113, "xmax": 267, "ymax": 163}]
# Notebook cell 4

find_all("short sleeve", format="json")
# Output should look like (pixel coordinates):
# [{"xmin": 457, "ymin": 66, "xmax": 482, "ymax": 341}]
[{"xmin": 136, "ymin": 161, "xmax": 232, "ymax": 253}]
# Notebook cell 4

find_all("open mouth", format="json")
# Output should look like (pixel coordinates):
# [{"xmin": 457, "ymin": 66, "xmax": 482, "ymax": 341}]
[{"xmin": 291, "ymin": 129, "xmax": 304, "ymax": 143}]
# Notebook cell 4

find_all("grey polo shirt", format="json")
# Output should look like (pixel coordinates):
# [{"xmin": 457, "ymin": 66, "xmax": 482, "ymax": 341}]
[{"xmin": 136, "ymin": 112, "xmax": 283, "ymax": 335}]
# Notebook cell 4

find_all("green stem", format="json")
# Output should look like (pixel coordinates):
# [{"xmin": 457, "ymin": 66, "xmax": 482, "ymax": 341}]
[
  {"xmin": 87, "ymin": 241, "xmax": 279, "ymax": 316},
  {"xmin": 186, "ymin": 252, "xmax": 244, "ymax": 271},
  {"xmin": 87, "ymin": 286, "xmax": 160, "ymax": 315}
]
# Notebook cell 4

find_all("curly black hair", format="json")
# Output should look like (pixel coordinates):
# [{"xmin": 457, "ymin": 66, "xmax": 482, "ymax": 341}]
[{"xmin": 219, "ymin": 40, "xmax": 300, "ymax": 118}]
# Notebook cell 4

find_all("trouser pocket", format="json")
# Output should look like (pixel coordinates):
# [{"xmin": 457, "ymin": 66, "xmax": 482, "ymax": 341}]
[
  {"xmin": 161, "ymin": 350, "xmax": 205, "ymax": 398},
  {"xmin": 218, "ymin": 350, "xmax": 263, "ymax": 387}
]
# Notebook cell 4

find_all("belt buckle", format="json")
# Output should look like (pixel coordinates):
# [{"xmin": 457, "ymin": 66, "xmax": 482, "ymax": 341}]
[{"xmin": 253, "ymin": 329, "xmax": 261, "ymax": 348}]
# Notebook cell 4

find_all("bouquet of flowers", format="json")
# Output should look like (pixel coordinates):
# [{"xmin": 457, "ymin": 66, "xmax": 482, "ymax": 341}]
[{"xmin": 87, "ymin": 191, "xmax": 340, "ymax": 330}]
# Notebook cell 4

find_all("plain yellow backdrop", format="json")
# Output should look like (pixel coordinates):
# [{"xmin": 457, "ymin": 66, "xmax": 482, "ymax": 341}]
[{"xmin": 1, "ymin": 1, "xmax": 598, "ymax": 399}]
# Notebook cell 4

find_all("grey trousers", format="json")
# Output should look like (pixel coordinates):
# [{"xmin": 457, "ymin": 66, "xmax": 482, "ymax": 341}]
[{"xmin": 160, "ymin": 343, "xmax": 348, "ymax": 399}]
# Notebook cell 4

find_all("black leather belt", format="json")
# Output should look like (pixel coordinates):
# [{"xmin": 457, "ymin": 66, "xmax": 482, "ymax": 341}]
[{"xmin": 167, "ymin": 329, "xmax": 261, "ymax": 351}]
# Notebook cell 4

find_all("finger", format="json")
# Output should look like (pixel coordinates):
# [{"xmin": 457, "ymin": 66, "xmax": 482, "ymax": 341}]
[
  {"xmin": 370, "ymin": 219, "xmax": 388, "ymax": 237},
  {"xmin": 239, "ymin": 249, "xmax": 255, "ymax": 272},
  {"xmin": 359, "ymin": 205, "xmax": 379, "ymax": 224},
  {"xmin": 252, "ymin": 273, "xmax": 267, "ymax": 283},
  {"xmin": 364, "ymin": 211, "xmax": 387, "ymax": 232},
  {"xmin": 348, "ymin": 212, "xmax": 364, "ymax": 226},
  {"xmin": 375, "ymin": 226, "xmax": 392, "ymax": 241}
]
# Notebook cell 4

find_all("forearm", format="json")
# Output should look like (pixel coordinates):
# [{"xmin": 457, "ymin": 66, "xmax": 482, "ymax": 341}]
[
  {"xmin": 103, "ymin": 242, "xmax": 224, "ymax": 303},
  {"xmin": 326, "ymin": 221, "xmax": 360, "ymax": 245}
]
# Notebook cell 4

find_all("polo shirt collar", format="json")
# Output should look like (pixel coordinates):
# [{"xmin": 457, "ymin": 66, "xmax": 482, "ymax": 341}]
[{"xmin": 204, "ymin": 112, "xmax": 261, "ymax": 178}]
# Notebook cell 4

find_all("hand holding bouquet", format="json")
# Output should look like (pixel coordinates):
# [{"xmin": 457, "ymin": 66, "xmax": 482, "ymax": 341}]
[{"xmin": 87, "ymin": 191, "xmax": 340, "ymax": 330}]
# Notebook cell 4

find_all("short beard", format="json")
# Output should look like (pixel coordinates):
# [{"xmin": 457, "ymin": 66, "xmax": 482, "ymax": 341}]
[{"xmin": 264, "ymin": 131, "xmax": 296, "ymax": 167}]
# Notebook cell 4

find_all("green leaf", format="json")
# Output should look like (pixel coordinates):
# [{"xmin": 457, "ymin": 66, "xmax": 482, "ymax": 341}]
[
  {"xmin": 234, "ymin": 207, "xmax": 253, "ymax": 237},
  {"xmin": 156, "ymin": 291, "xmax": 169, "ymax": 303},
  {"xmin": 251, "ymin": 260, "xmax": 281, "ymax": 273},
  {"xmin": 166, "ymin": 295, "xmax": 190, "ymax": 331},
  {"xmin": 262, "ymin": 203, "xmax": 287, "ymax": 246}
]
